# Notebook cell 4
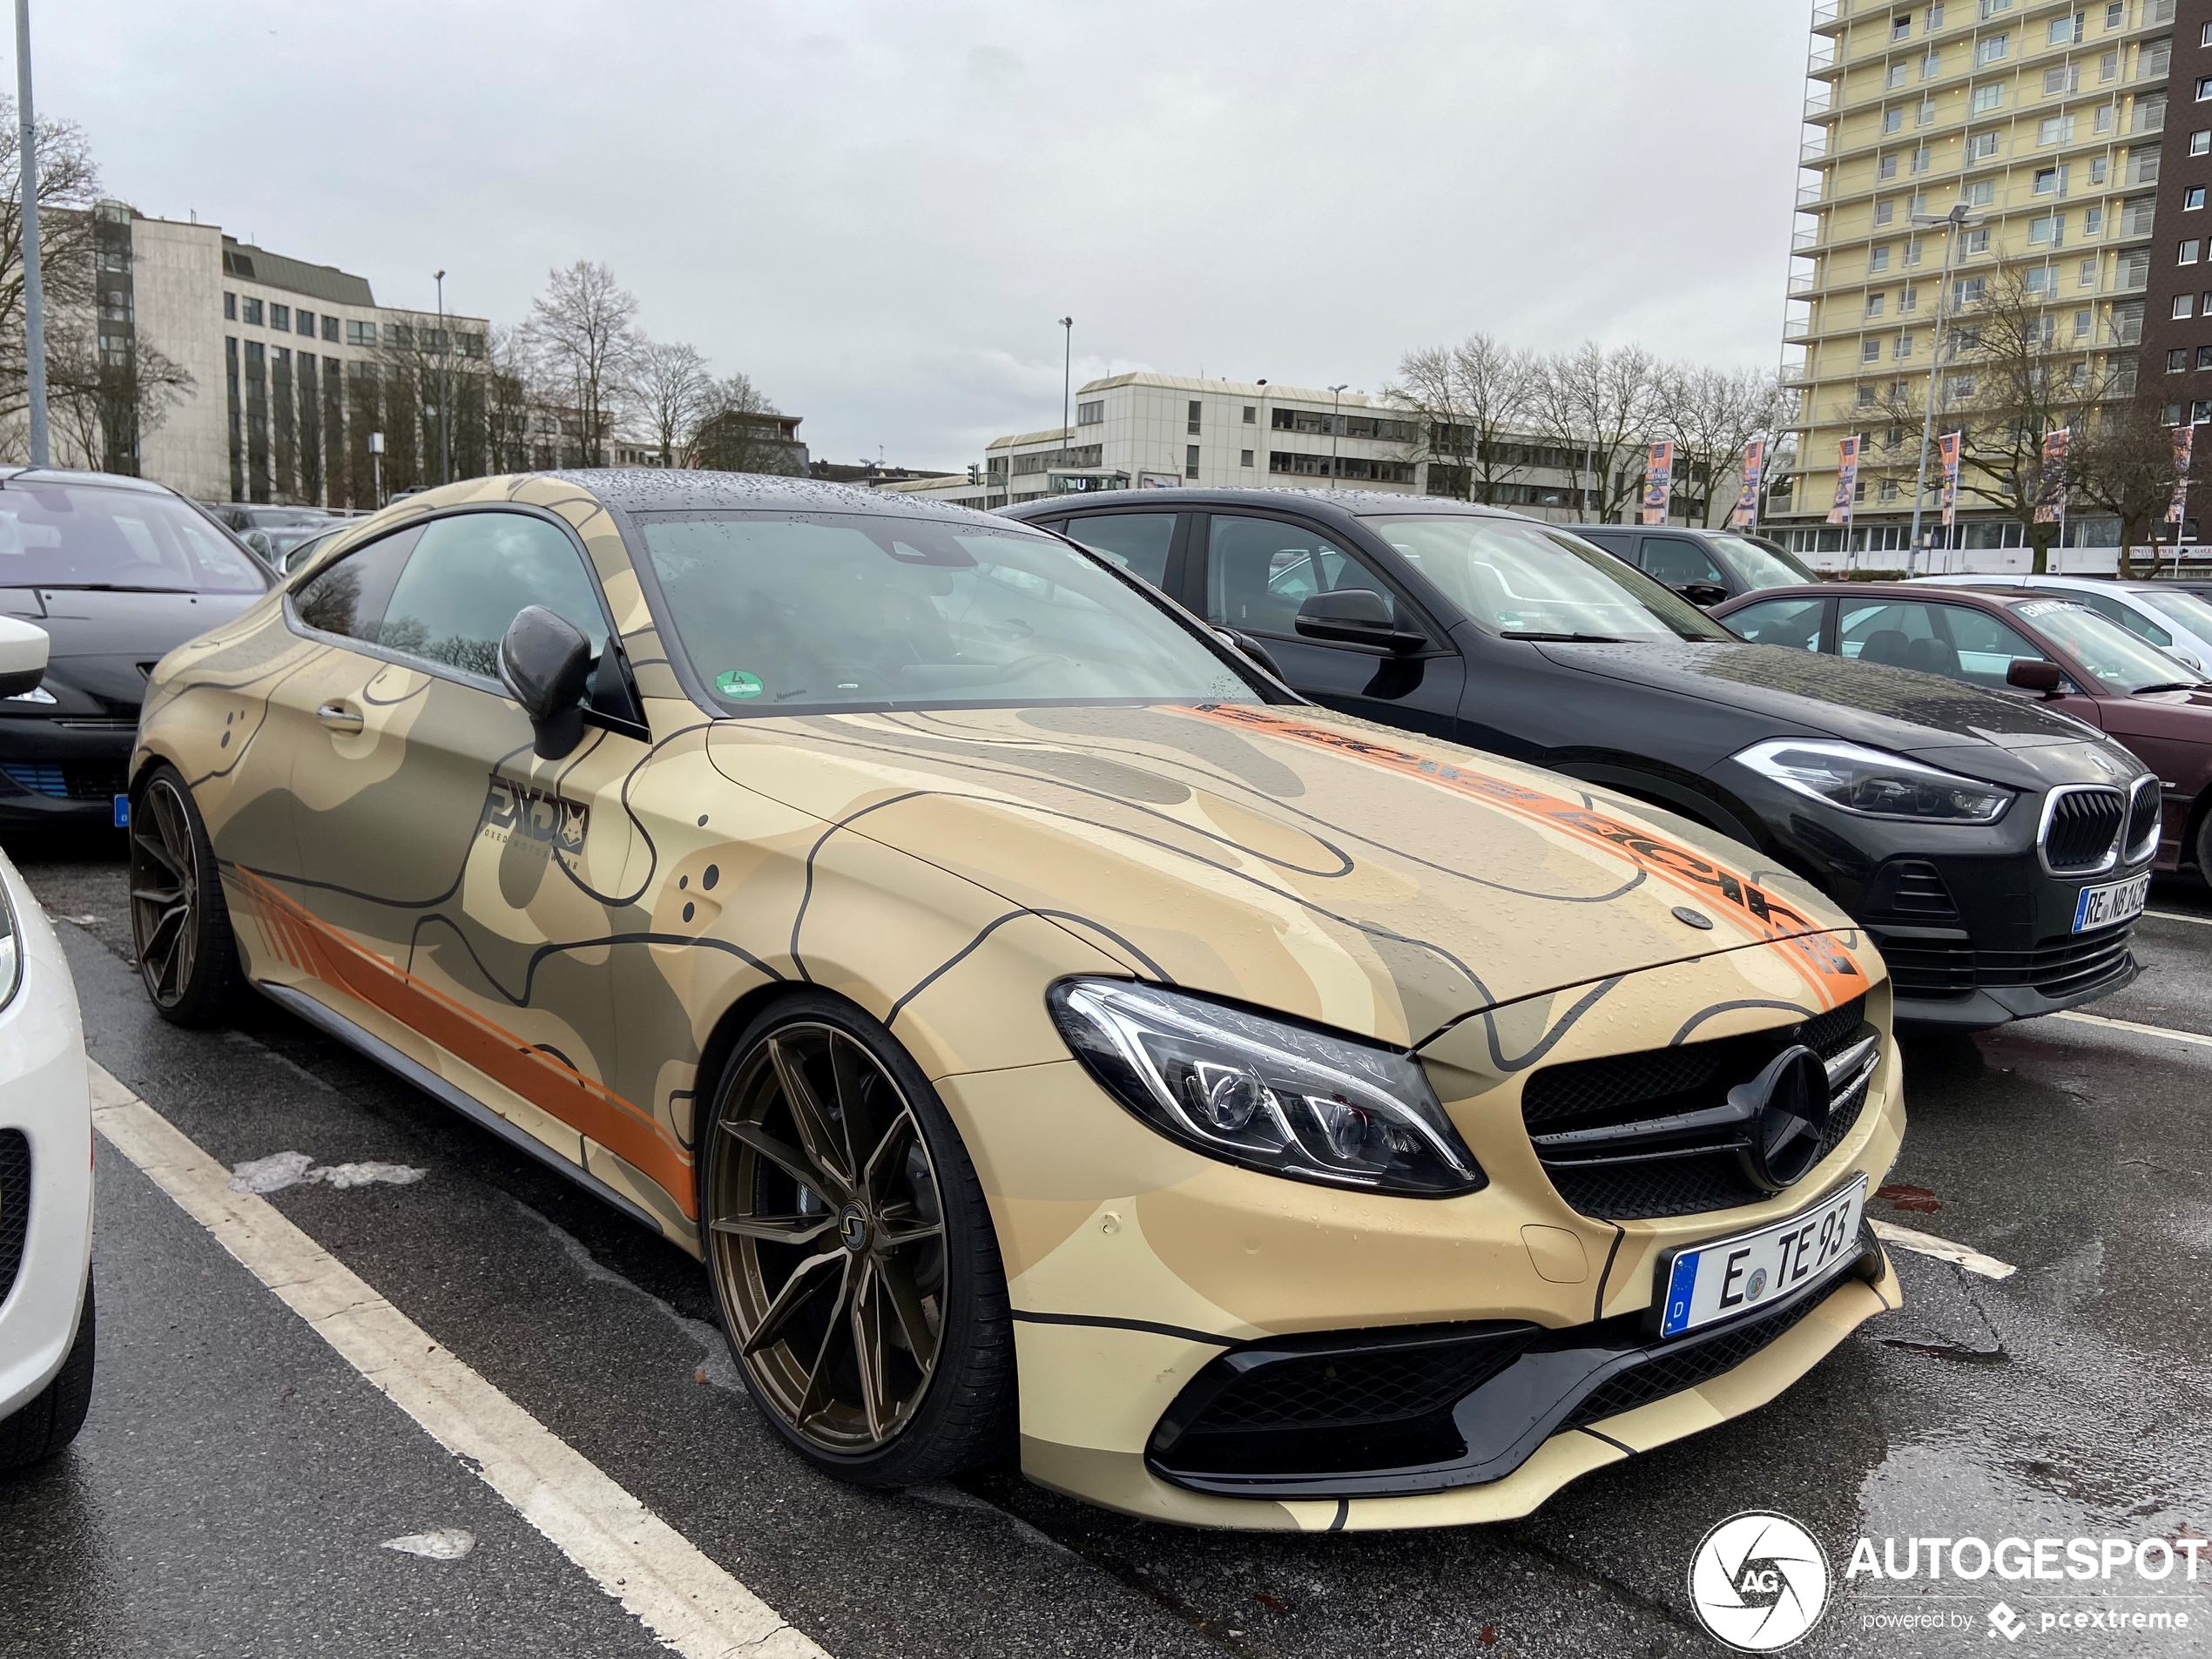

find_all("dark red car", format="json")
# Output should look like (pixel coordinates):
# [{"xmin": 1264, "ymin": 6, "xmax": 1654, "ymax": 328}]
[{"xmin": 1713, "ymin": 582, "xmax": 2212, "ymax": 880}]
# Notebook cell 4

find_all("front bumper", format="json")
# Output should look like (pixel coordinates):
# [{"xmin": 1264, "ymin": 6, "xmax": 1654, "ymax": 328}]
[
  {"xmin": 0, "ymin": 717, "xmax": 135, "ymax": 827},
  {"xmin": 938, "ymin": 946, "xmax": 1904, "ymax": 1529}
]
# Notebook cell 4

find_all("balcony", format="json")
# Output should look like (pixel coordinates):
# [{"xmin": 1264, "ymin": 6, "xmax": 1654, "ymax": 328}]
[
  {"xmin": 1794, "ymin": 223, "xmax": 1821, "ymax": 250},
  {"xmin": 1799, "ymin": 181, "xmax": 1825, "ymax": 207},
  {"xmin": 1805, "ymin": 83, "xmax": 1833, "ymax": 119},
  {"xmin": 1801, "ymin": 132, "xmax": 1831, "ymax": 165},
  {"xmin": 1811, "ymin": 0, "xmax": 1843, "ymax": 31},
  {"xmin": 1808, "ymin": 37, "xmax": 1838, "ymax": 74}
]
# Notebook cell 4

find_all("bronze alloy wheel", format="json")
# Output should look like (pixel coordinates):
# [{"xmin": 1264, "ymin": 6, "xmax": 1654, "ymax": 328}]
[
  {"xmin": 708, "ymin": 1022, "xmax": 948, "ymax": 1454},
  {"xmin": 130, "ymin": 773, "xmax": 204, "ymax": 1009}
]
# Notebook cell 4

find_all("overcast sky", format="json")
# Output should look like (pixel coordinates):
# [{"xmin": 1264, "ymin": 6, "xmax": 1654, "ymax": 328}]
[{"xmin": 25, "ymin": 1, "xmax": 1808, "ymax": 469}]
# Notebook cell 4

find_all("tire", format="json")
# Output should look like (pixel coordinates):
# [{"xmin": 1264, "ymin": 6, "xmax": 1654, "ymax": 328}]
[
  {"xmin": 2196, "ymin": 810, "xmax": 2212, "ymax": 891},
  {"xmin": 701, "ymin": 991, "xmax": 1015, "ymax": 1488},
  {"xmin": 129, "ymin": 763, "xmax": 250, "ymax": 1027},
  {"xmin": 0, "ymin": 1275, "xmax": 95, "ymax": 1472}
]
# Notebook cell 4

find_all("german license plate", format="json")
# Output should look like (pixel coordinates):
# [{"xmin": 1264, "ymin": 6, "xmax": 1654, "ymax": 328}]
[
  {"xmin": 1655, "ymin": 1176, "xmax": 1866, "ymax": 1340},
  {"xmin": 2074, "ymin": 872, "xmax": 2148, "ymax": 933}
]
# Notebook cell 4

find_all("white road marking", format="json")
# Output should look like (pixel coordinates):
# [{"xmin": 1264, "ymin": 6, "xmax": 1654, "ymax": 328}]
[
  {"xmin": 88, "ymin": 1062, "xmax": 826, "ymax": 1659},
  {"xmin": 2144, "ymin": 909, "xmax": 2212, "ymax": 927},
  {"xmin": 1868, "ymin": 1218, "xmax": 2018, "ymax": 1281},
  {"xmin": 2053, "ymin": 1008, "xmax": 2212, "ymax": 1051}
]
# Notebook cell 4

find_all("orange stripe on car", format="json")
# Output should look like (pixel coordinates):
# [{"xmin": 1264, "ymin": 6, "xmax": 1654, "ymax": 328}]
[
  {"xmin": 1179, "ymin": 705, "xmax": 1860, "ymax": 1009},
  {"xmin": 229, "ymin": 868, "xmax": 697, "ymax": 1217}
]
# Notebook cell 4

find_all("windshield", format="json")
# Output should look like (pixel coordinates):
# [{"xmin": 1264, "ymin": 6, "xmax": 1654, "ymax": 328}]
[
  {"xmin": 2131, "ymin": 585, "xmax": 2212, "ymax": 645},
  {"xmin": 2012, "ymin": 599, "xmax": 2205, "ymax": 693},
  {"xmin": 639, "ymin": 511, "xmax": 1260, "ymax": 713},
  {"xmin": 1364, "ymin": 516, "xmax": 1731, "ymax": 642},
  {"xmin": 1712, "ymin": 534, "xmax": 1817, "ymax": 590},
  {"xmin": 0, "ymin": 483, "xmax": 267, "ymax": 593}
]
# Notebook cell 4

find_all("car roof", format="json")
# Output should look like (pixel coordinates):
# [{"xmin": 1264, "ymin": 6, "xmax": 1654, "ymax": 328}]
[
  {"xmin": 545, "ymin": 468, "xmax": 1047, "ymax": 529},
  {"xmin": 0, "ymin": 466, "xmax": 178, "ymax": 497},
  {"xmin": 1717, "ymin": 581, "xmax": 2053, "ymax": 605},
  {"xmin": 1001, "ymin": 486, "xmax": 1528, "ymax": 523}
]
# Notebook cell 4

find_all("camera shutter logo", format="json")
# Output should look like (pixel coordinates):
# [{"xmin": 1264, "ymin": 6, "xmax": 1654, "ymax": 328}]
[{"xmin": 1688, "ymin": 1511, "xmax": 1831, "ymax": 1652}]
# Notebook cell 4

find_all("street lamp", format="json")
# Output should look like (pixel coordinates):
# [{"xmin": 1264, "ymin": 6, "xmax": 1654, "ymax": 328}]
[
  {"xmin": 1329, "ymin": 384, "xmax": 1349, "ymax": 482},
  {"xmin": 1058, "ymin": 317, "xmax": 1074, "ymax": 482},
  {"xmin": 1907, "ymin": 203, "xmax": 1983, "ymax": 570},
  {"xmin": 435, "ymin": 269, "xmax": 451, "ymax": 486},
  {"xmin": 16, "ymin": 0, "xmax": 50, "ymax": 467}
]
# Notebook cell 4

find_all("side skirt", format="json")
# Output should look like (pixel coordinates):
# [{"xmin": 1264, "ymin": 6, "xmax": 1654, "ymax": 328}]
[{"xmin": 254, "ymin": 980, "xmax": 666, "ymax": 1238}]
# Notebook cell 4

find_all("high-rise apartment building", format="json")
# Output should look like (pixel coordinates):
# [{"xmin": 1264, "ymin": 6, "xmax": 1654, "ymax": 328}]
[{"xmin": 1781, "ymin": 0, "xmax": 2179, "ymax": 563}]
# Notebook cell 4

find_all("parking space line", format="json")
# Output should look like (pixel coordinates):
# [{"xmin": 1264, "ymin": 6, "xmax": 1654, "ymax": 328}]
[
  {"xmin": 2144, "ymin": 910, "xmax": 2212, "ymax": 927},
  {"xmin": 1868, "ymin": 1219, "xmax": 2018, "ymax": 1280},
  {"xmin": 2054, "ymin": 1009, "xmax": 2212, "ymax": 1051},
  {"xmin": 86, "ymin": 1062, "xmax": 827, "ymax": 1659}
]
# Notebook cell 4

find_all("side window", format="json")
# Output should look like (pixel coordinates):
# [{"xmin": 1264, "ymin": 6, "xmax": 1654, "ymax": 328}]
[
  {"xmin": 1840, "ymin": 599, "xmax": 1942, "ymax": 668},
  {"xmin": 2079, "ymin": 592, "xmax": 2173, "ymax": 647},
  {"xmin": 1576, "ymin": 529, "xmax": 1638, "ymax": 561},
  {"xmin": 1059, "ymin": 512, "xmax": 1176, "ymax": 590},
  {"xmin": 1204, "ymin": 514, "xmax": 1405, "ymax": 640},
  {"xmin": 1932, "ymin": 604, "xmax": 2045, "ymax": 689},
  {"xmin": 1725, "ymin": 597, "xmax": 1826, "ymax": 651},
  {"xmin": 292, "ymin": 526, "xmax": 422, "ymax": 643},
  {"xmin": 1638, "ymin": 536, "xmax": 1727, "ymax": 587},
  {"xmin": 375, "ymin": 512, "xmax": 608, "ymax": 679}
]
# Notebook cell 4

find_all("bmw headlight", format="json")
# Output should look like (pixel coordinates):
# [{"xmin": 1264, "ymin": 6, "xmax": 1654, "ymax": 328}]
[
  {"xmin": 1047, "ymin": 979, "xmax": 1484, "ymax": 1197},
  {"xmin": 1734, "ymin": 738, "xmax": 2013, "ymax": 823}
]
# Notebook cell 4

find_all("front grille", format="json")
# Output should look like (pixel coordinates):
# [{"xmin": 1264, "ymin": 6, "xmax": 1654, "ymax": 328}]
[
  {"xmin": 1520, "ymin": 996, "xmax": 1874, "ymax": 1220},
  {"xmin": 1878, "ymin": 921, "xmax": 2135, "ymax": 1002},
  {"xmin": 2043, "ymin": 786, "xmax": 2125, "ymax": 873},
  {"xmin": 1186, "ymin": 1336, "xmax": 1527, "ymax": 1434},
  {"xmin": 0, "ymin": 1130, "xmax": 29, "ymax": 1310},
  {"xmin": 0, "ymin": 761, "xmax": 131, "ymax": 801},
  {"xmin": 1564, "ymin": 1274, "xmax": 1835, "ymax": 1430},
  {"xmin": 1865, "ymin": 859, "xmax": 1959, "ymax": 920},
  {"xmin": 2125, "ymin": 781, "xmax": 2162, "ymax": 862},
  {"xmin": 1877, "ymin": 936, "xmax": 1978, "ymax": 997}
]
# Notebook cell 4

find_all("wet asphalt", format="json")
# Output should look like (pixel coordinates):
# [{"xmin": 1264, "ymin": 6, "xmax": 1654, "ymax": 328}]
[{"xmin": 2, "ymin": 837, "xmax": 2208, "ymax": 1659}]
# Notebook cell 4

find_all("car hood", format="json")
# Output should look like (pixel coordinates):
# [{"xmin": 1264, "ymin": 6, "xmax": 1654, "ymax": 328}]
[
  {"xmin": 1535, "ymin": 638, "xmax": 2134, "ymax": 786},
  {"xmin": 0, "ymin": 586, "xmax": 262, "ymax": 712},
  {"xmin": 705, "ymin": 702, "xmax": 1876, "ymax": 1048}
]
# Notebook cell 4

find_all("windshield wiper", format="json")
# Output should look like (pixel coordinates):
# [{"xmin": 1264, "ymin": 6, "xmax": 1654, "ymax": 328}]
[
  {"xmin": 37, "ymin": 583, "xmax": 196, "ymax": 594},
  {"xmin": 2129, "ymin": 680, "xmax": 2203, "ymax": 696},
  {"xmin": 1500, "ymin": 630, "xmax": 1629, "ymax": 644}
]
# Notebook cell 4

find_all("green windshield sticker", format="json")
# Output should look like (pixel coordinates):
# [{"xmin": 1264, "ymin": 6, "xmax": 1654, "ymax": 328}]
[{"xmin": 715, "ymin": 669, "xmax": 765, "ymax": 699}]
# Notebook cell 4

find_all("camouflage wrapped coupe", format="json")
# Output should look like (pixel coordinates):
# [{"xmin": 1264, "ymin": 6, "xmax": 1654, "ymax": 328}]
[{"xmin": 129, "ymin": 472, "xmax": 1903, "ymax": 1529}]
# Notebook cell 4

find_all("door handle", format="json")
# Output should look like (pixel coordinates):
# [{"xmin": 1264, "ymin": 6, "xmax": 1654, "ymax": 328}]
[{"xmin": 316, "ymin": 701, "xmax": 366, "ymax": 733}]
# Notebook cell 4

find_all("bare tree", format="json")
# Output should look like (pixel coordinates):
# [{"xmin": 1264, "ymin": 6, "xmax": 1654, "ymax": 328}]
[
  {"xmin": 1655, "ymin": 364, "xmax": 1784, "ymax": 527},
  {"xmin": 627, "ymin": 338, "xmax": 712, "ymax": 467},
  {"xmin": 483, "ymin": 324, "xmax": 536, "ymax": 475},
  {"xmin": 0, "ymin": 100, "xmax": 100, "ymax": 428},
  {"xmin": 521, "ymin": 260, "xmax": 637, "ymax": 466},
  {"xmin": 1387, "ymin": 334, "xmax": 1534, "ymax": 503},
  {"xmin": 1527, "ymin": 342, "xmax": 1663, "ymax": 523},
  {"xmin": 44, "ymin": 323, "xmax": 193, "ymax": 470},
  {"xmin": 2068, "ymin": 394, "xmax": 2182, "ymax": 578},
  {"xmin": 690, "ymin": 373, "xmax": 801, "ymax": 475}
]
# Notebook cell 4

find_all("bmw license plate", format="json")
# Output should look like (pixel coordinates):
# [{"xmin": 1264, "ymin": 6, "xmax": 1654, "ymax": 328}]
[
  {"xmin": 2074, "ymin": 872, "xmax": 2148, "ymax": 934},
  {"xmin": 1655, "ymin": 1176, "xmax": 1867, "ymax": 1340}
]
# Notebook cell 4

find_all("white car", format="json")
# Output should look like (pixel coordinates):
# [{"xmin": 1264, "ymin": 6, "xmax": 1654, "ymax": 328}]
[
  {"xmin": 0, "ymin": 617, "xmax": 95, "ymax": 1472},
  {"xmin": 1915, "ymin": 573, "xmax": 2212, "ymax": 677}
]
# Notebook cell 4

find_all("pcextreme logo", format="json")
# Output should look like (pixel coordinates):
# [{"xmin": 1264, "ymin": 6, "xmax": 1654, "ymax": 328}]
[{"xmin": 1689, "ymin": 1511, "xmax": 1832, "ymax": 1652}]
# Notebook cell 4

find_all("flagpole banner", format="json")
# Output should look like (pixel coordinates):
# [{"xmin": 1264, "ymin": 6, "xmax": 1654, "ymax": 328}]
[
  {"xmin": 2033, "ymin": 428, "xmax": 2070, "ymax": 524},
  {"xmin": 1826, "ymin": 435, "xmax": 1860, "ymax": 526},
  {"xmin": 1729, "ymin": 438, "xmax": 1764, "ymax": 529},
  {"xmin": 2169, "ymin": 424, "xmax": 2195, "ymax": 525},
  {"xmin": 1939, "ymin": 430, "xmax": 1962, "ymax": 529},
  {"xmin": 1640, "ymin": 440, "xmax": 1675, "ymax": 525}
]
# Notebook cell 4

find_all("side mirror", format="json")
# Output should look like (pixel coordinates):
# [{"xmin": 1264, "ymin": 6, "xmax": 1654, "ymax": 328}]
[
  {"xmin": 2006, "ymin": 658, "xmax": 2064, "ymax": 695},
  {"xmin": 245, "ymin": 529, "xmax": 274, "ymax": 560},
  {"xmin": 499, "ymin": 605, "xmax": 592, "ymax": 758},
  {"xmin": 1294, "ymin": 590, "xmax": 1426, "ymax": 654},
  {"xmin": 0, "ymin": 617, "xmax": 51, "ymax": 699},
  {"xmin": 1677, "ymin": 582, "xmax": 1730, "ymax": 609}
]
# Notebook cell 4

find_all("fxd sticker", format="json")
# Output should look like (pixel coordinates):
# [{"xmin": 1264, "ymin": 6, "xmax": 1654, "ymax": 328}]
[{"xmin": 716, "ymin": 669, "xmax": 764, "ymax": 699}]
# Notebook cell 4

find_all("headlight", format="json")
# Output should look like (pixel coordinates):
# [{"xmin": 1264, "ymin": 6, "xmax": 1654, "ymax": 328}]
[
  {"xmin": 1047, "ymin": 979, "xmax": 1485, "ymax": 1197},
  {"xmin": 1733, "ymin": 738, "xmax": 2013, "ymax": 823}
]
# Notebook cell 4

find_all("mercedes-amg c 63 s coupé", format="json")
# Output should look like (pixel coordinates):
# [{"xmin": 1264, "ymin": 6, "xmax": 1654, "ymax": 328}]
[{"xmin": 129, "ymin": 472, "xmax": 1903, "ymax": 1530}]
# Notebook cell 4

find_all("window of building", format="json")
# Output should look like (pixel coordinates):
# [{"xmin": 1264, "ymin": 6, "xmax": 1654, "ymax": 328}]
[
  {"xmin": 1885, "ymin": 106, "xmax": 1905, "ymax": 134},
  {"xmin": 2185, "ymin": 239, "xmax": 2202, "ymax": 264},
  {"xmin": 1912, "ymin": 145, "xmax": 1932, "ymax": 173},
  {"xmin": 1979, "ymin": 0, "xmax": 2009, "ymax": 15},
  {"xmin": 1242, "ymin": 405, "xmax": 1256, "ymax": 423},
  {"xmin": 1922, "ymin": 49, "xmax": 1942, "ymax": 78},
  {"xmin": 2026, "ymin": 267, "xmax": 2055, "ymax": 297},
  {"xmin": 2034, "ymin": 165, "xmax": 2065, "ymax": 195},
  {"xmin": 1954, "ymin": 275, "xmax": 1987, "ymax": 307},
  {"xmin": 1185, "ymin": 444, "xmax": 1199, "ymax": 478},
  {"xmin": 2093, "ymin": 106, "xmax": 2114, "ymax": 137},
  {"xmin": 2036, "ymin": 114, "xmax": 2075, "ymax": 145},
  {"xmin": 347, "ymin": 320, "xmax": 377, "ymax": 346},
  {"xmin": 2030, "ymin": 212, "xmax": 2064, "ymax": 246},
  {"xmin": 2100, "ymin": 49, "xmax": 2119, "ymax": 81},
  {"xmin": 296, "ymin": 309, "xmax": 315, "ymax": 336},
  {"xmin": 2202, "ymin": 19, "xmax": 2212, "ymax": 44},
  {"xmin": 1871, "ymin": 245, "xmax": 1892, "ymax": 272},
  {"xmin": 1929, "ymin": 2, "xmax": 1946, "ymax": 26},
  {"xmin": 223, "ymin": 291, "xmax": 236, "ymax": 320},
  {"xmin": 2200, "ymin": 77, "xmax": 2212, "ymax": 101},
  {"xmin": 2192, "ymin": 186, "xmax": 2208, "ymax": 209},
  {"xmin": 1907, "ymin": 235, "xmax": 1925, "ymax": 265},
  {"xmin": 240, "ymin": 296, "xmax": 263, "ymax": 326},
  {"xmin": 1897, "ymin": 332, "xmax": 1915, "ymax": 358},
  {"xmin": 1966, "ymin": 131, "xmax": 2000, "ymax": 160},
  {"xmin": 1964, "ymin": 226, "xmax": 1992, "ymax": 253},
  {"xmin": 2170, "ymin": 348, "xmax": 2189, "ymax": 373},
  {"xmin": 1918, "ymin": 98, "xmax": 1938, "ymax": 125},
  {"xmin": 1902, "ymin": 284, "xmax": 1920, "ymax": 310},
  {"xmin": 1888, "ymin": 60, "xmax": 1908, "ymax": 88},
  {"xmin": 1966, "ymin": 179, "xmax": 1997, "ymax": 206},
  {"xmin": 1874, "ymin": 199, "xmax": 1896, "ymax": 227},
  {"xmin": 1972, "ymin": 83, "xmax": 2003, "ymax": 113},
  {"xmin": 322, "ymin": 314, "xmax": 340, "ymax": 342},
  {"xmin": 1975, "ymin": 32, "xmax": 2007, "ymax": 64},
  {"xmin": 2176, "ymin": 293, "xmax": 2195, "ymax": 319},
  {"xmin": 1861, "ymin": 339, "xmax": 1883, "ymax": 365},
  {"xmin": 1856, "ymin": 382, "xmax": 1878, "ymax": 407},
  {"xmin": 1186, "ymin": 400, "xmax": 1203, "ymax": 435},
  {"xmin": 2053, "ymin": 11, "xmax": 2084, "ymax": 44},
  {"xmin": 2042, "ymin": 64, "xmax": 2077, "ymax": 96},
  {"xmin": 1075, "ymin": 399, "xmax": 1103, "ymax": 425},
  {"xmin": 2073, "ymin": 308, "xmax": 2091, "ymax": 338},
  {"xmin": 2196, "ymin": 131, "xmax": 2212, "ymax": 156},
  {"xmin": 1867, "ymin": 292, "xmax": 1887, "ymax": 317},
  {"xmin": 1240, "ymin": 449, "xmax": 1254, "ymax": 467},
  {"xmin": 2195, "ymin": 399, "xmax": 2212, "ymax": 422},
  {"xmin": 269, "ymin": 303, "xmax": 289, "ymax": 331},
  {"xmin": 1892, "ymin": 15, "xmax": 1912, "ymax": 41},
  {"xmin": 1879, "ymin": 153, "xmax": 1901, "ymax": 180}
]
